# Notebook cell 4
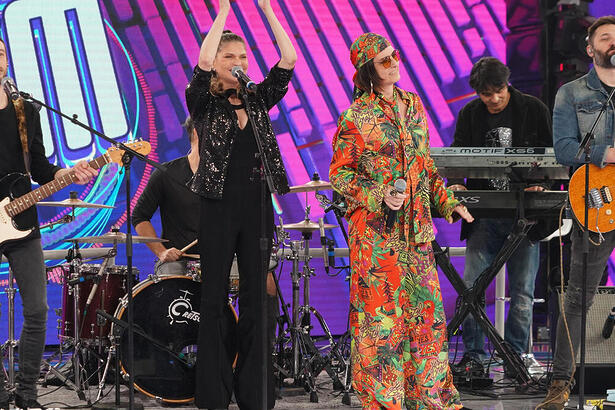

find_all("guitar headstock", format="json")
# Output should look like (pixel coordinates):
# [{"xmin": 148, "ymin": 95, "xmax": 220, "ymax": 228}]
[{"xmin": 105, "ymin": 140, "xmax": 152, "ymax": 165}]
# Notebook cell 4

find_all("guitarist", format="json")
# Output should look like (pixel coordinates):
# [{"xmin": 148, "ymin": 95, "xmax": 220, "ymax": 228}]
[
  {"xmin": 540, "ymin": 16, "xmax": 615, "ymax": 410},
  {"xmin": 0, "ymin": 38, "xmax": 97, "ymax": 409}
]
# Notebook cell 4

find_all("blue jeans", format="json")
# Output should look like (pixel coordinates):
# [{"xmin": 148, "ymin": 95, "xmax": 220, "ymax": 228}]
[
  {"xmin": 462, "ymin": 219, "xmax": 540, "ymax": 358},
  {"xmin": 552, "ymin": 223, "xmax": 614, "ymax": 380},
  {"xmin": 0, "ymin": 238, "xmax": 48, "ymax": 402}
]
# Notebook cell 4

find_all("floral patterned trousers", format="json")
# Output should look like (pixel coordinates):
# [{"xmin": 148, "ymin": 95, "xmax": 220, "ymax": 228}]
[{"xmin": 348, "ymin": 222, "xmax": 462, "ymax": 409}]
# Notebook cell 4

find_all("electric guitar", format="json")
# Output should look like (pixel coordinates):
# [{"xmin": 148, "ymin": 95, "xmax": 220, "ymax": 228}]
[
  {"xmin": 569, "ymin": 163, "xmax": 615, "ymax": 233},
  {"xmin": 0, "ymin": 140, "xmax": 151, "ymax": 247}
]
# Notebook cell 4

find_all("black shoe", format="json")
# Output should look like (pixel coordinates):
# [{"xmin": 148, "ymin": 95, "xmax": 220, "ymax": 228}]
[
  {"xmin": 14, "ymin": 393, "xmax": 45, "ymax": 409},
  {"xmin": 452, "ymin": 353, "xmax": 485, "ymax": 377}
]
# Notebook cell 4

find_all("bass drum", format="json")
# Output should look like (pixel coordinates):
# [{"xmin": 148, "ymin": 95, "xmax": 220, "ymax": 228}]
[{"xmin": 112, "ymin": 275, "xmax": 237, "ymax": 404}]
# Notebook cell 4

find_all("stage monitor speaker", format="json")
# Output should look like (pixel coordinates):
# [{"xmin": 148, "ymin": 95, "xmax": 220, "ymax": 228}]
[{"xmin": 571, "ymin": 287, "xmax": 615, "ymax": 394}]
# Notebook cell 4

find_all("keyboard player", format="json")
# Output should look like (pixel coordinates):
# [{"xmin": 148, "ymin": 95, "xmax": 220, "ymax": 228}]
[{"xmin": 447, "ymin": 57, "xmax": 553, "ymax": 377}]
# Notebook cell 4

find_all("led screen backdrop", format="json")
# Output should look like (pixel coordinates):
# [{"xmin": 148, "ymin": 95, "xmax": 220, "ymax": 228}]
[{"xmin": 0, "ymin": 0, "xmax": 613, "ymax": 344}]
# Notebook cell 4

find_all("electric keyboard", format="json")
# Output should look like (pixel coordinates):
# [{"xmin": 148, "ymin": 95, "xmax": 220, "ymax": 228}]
[
  {"xmin": 431, "ymin": 147, "xmax": 569, "ymax": 180},
  {"xmin": 445, "ymin": 189, "xmax": 568, "ymax": 218}
]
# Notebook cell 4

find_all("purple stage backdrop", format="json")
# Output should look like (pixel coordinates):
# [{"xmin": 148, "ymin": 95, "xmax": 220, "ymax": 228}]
[{"xmin": 1, "ymin": 0, "xmax": 614, "ymax": 345}]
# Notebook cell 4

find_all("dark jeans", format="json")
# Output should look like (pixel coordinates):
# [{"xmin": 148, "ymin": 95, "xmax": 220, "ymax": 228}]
[
  {"xmin": 195, "ymin": 183, "xmax": 275, "ymax": 410},
  {"xmin": 552, "ymin": 223, "xmax": 614, "ymax": 380},
  {"xmin": 0, "ymin": 238, "xmax": 48, "ymax": 402},
  {"xmin": 462, "ymin": 219, "xmax": 540, "ymax": 357}
]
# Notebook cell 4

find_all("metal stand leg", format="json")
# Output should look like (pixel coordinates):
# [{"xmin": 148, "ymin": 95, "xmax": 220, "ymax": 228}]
[{"xmin": 2, "ymin": 267, "xmax": 18, "ymax": 389}]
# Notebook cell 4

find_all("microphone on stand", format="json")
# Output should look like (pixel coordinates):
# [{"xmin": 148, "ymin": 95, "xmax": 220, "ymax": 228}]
[
  {"xmin": 386, "ymin": 179, "xmax": 407, "ymax": 232},
  {"xmin": 602, "ymin": 307, "xmax": 615, "ymax": 339},
  {"xmin": 1, "ymin": 77, "xmax": 21, "ymax": 100},
  {"xmin": 327, "ymin": 242, "xmax": 335, "ymax": 271},
  {"xmin": 319, "ymin": 217, "xmax": 329, "ymax": 274},
  {"xmin": 231, "ymin": 66, "xmax": 257, "ymax": 93}
]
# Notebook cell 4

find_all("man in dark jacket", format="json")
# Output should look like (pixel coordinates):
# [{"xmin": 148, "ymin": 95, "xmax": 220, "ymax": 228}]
[{"xmin": 448, "ymin": 57, "xmax": 553, "ymax": 375}]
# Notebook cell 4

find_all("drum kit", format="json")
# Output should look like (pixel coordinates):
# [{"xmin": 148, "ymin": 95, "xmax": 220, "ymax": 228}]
[{"xmin": 0, "ymin": 174, "xmax": 353, "ymax": 405}]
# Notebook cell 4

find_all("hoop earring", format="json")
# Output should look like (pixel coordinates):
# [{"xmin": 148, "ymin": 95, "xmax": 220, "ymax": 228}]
[{"xmin": 369, "ymin": 80, "xmax": 373, "ymax": 94}]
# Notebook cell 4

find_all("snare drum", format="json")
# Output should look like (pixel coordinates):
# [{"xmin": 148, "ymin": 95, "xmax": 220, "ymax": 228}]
[
  {"xmin": 111, "ymin": 275, "xmax": 238, "ymax": 404},
  {"xmin": 61, "ymin": 264, "xmax": 138, "ymax": 341},
  {"xmin": 154, "ymin": 257, "xmax": 240, "ymax": 294}
]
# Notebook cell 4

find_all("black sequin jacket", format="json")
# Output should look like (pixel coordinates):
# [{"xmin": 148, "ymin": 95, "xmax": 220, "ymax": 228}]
[{"xmin": 185, "ymin": 64, "xmax": 293, "ymax": 198}]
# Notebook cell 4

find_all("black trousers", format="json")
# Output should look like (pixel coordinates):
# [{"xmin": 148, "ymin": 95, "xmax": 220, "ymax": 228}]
[{"xmin": 195, "ymin": 184, "xmax": 274, "ymax": 409}]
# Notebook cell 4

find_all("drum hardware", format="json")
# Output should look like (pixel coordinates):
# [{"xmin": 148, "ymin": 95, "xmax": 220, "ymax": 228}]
[
  {"xmin": 39, "ymin": 214, "xmax": 74, "ymax": 230},
  {"xmin": 42, "ymin": 234, "xmax": 130, "ymax": 403},
  {"xmin": 0, "ymin": 268, "xmax": 18, "ymax": 390},
  {"xmin": 64, "ymin": 231, "xmax": 169, "ymax": 244},
  {"xmin": 315, "ymin": 191, "xmax": 353, "ymax": 404},
  {"xmin": 273, "ymin": 214, "xmax": 348, "ymax": 403}
]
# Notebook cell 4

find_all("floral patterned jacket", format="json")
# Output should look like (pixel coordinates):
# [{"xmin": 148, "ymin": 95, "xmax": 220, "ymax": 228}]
[{"xmin": 329, "ymin": 88, "xmax": 458, "ymax": 244}]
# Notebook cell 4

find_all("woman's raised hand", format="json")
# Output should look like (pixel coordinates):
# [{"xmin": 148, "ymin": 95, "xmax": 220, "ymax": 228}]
[{"xmin": 258, "ymin": 0, "xmax": 271, "ymax": 11}]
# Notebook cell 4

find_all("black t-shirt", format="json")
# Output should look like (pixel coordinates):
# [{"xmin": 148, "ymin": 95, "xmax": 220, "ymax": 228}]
[
  {"xmin": 601, "ymin": 80, "xmax": 614, "ymax": 97},
  {"xmin": 132, "ymin": 156, "xmax": 200, "ymax": 251},
  {"xmin": 485, "ymin": 102, "xmax": 513, "ymax": 142}
]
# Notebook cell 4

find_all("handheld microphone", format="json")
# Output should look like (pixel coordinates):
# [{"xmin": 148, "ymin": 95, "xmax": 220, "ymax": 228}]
[
  {"xmin": 602, "ymin": 307, "xmax": 615, "ymax": 339},
  {"xmin": 319, "ymin": 217, "xmax": 329, "ymax": 273},
  {"xmin": 1, "ymin": 77, "xmax": 20, "ymax": 101},
  {"xmin": 385, "ymin": 179, "xmax": 407, "ymax": 231},
  {"xmin": 610, "ymin": 53, "xmax": 615, "ymax": 67},
  {"xmin": 231, "ymin": 66, "xmax": 257, "ymax": 92}
]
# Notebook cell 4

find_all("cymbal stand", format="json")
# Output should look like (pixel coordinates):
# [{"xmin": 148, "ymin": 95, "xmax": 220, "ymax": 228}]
[
  {"xmin": 316, "ymin": 191, "xmax": 353, "ymax": 403},
  {"xmin": 285, "ymin": 226, "xmax": 346, "ymax": 402},
  {"xmin": 1, "ymin": 267, "xmax": 17, "ymax": 390},
  {"xmin": 67, "ymin": 241, "xmax": 89, "ymax": 401}
]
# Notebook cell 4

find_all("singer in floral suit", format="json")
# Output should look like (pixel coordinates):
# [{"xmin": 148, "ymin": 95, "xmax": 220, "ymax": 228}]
[{"xmin": 329, "ymin": 33, "xmax": 473, "ymax": 409}]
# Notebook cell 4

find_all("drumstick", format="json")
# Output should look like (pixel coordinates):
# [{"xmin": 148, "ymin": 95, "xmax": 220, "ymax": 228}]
[{"xmin": 180, "ymin": 239, "xmax": 198, "ymax": 253}]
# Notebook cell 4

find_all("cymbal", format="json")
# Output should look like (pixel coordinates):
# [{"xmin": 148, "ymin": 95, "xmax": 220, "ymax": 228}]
[
  {"xmin": 282, "ymin": 219, "xmax": 337, "ymax": 233},
  {"xmin": 2, "ymin": 247, "xmax": 115, "ymax": 262},
  {"xmin": 288, "ymin": 179, "xmax": 333, "ymax": 193},
  {"xmin": 64, "ymin": 232, "xmax": 168, "ymax": 244},
  {"xmin": 37, "ymin": 198, "xmax": 114, "ymax": 209}
]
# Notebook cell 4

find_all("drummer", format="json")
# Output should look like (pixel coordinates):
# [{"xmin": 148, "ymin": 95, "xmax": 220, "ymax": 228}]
[
  {"xmin": 133, "ymin": 116, "xmax": 200, "ymax": 275},
  {"xmin": 132, "ymin": 115, "xmax": 278, "ymax": 311}
]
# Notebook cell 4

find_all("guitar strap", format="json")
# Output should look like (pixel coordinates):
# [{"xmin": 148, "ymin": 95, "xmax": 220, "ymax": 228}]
[{"xmin": 13, "ymin": 98, "xmax": 31, "ymax": 176}]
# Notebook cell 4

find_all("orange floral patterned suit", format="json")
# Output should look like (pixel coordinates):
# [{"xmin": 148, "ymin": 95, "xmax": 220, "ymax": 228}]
[{"xmin": 329, "ymin": 87, "xmax": 463, "ymax": 409}]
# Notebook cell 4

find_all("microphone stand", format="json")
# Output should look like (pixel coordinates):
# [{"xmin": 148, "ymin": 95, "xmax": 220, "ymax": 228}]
[
  {"xmin": 239, "ymin": 85, "xmax": 278, "ymax": 410},
  {"xmin": 573, "ymin": 85, "xmax": 615, "ymax": 408},
  {"xmin": 19, "ymin": 90, "xmax": 166, "ymax": 410}
]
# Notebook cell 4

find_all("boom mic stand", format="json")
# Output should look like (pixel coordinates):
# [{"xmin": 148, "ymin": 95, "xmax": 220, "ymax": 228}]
[
  {"xmin": 573, "ymin": 85, "xmax": 615, "ymax": 408},
  {"xmin": 19, "ymin": 89, "xmax": 165, "ymax": 410},
  {"xmin": 239, "ymin": 85, "xmax": 280, "ymax": 410}
]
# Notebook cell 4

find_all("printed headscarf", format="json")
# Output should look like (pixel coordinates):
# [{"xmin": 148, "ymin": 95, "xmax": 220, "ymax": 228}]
[
  {"xmin": 350, "ymin": 33, "xmax": 391, "ymax": 99},
  {"xmin": 350, "ymin": 32, "xmax": 391, "ymax": 69}
]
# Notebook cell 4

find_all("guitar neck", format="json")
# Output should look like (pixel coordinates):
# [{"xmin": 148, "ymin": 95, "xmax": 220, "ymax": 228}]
[{"xmin": 4, "ymin": 154, "xmax": 109, "ymax": 218}]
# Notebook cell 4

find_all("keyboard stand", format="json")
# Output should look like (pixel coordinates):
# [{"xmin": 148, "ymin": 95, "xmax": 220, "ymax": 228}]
[{"xmin": 433, "ymin": 216, "xmax": 535, "ymax": 386}]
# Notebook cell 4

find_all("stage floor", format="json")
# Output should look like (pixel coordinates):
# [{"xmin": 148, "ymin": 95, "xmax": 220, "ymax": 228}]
[
  {"xmin": 29, "ymin": 358, "xmax": 594, "ymax": 410},
  {"xmin": 7, "ymin": 339, "xmax": 605, "ymax": 409},
  {"xmin": 29, "ymin": 378, "xmax": 592, "ymax": 410}
]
